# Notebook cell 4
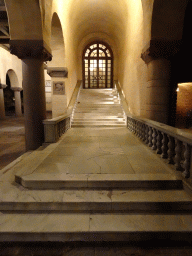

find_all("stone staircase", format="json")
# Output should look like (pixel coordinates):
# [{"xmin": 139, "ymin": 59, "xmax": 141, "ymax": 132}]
[
  {"xmin": 0, "ymin": 171, "xmax": 192, "ymax": 242},
  {"xmin": 71, "ymin": 88, "xmax": 126, "ymax": 127},
  {"xmin": 1, "ymin": 126, "xmax": 192, "ymax": 244}
]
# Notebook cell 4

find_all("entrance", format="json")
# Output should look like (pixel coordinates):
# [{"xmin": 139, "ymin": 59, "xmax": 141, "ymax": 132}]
[{"xmin": 83, "ymin": 42, "xmax": 113, "ymax": 89}]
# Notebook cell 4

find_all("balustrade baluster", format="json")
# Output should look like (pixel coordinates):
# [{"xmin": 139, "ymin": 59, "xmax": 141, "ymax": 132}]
[
  {"xmin": 145, "ymin": 125, "xmax": 149, "ymax": 144},
  {"xmin": 156, "ymin": 130, "xmax": 162, "ymax": 154},
  {"xmin": 135, "ymin": 121, "xmax": 138, "ymax": 136},
  {"xmin": 168, "ymin": 136, "xmax": 175, "ymax": 164},
  {"xmin": 175, "ymin": 139, "xmax": 183, "ymax": 171},
  {"xmin": 139, "ymin": 122, "xmax": 142, "ymax": 139},
  {"xmin": 134, "ymin": 121, "xmax": 137, "ymax": 135},
  {"xmin": 148, "ymin": 127, "xmax": 153, "ymax": 147},
  {"xmin": 136, "ymin": 121, "xmax": 139, "ymax": 137},
  {"xmin": 161, "ymin": 132, "xmax": 168, "ymax": 159},
  {"xmin": 137, "ymin": 121, "xmax": 140, "ymax": 137},
  {"xmin": 131, "ymin": 119, "xmax": 134, "ymax": 132},
  {"xmin": 142, "ymin": 124, "xmax": 145, "ymax": 141},
  {"xmin": 183, "ymin": 143, "xmax": 191, "ymax": 178},
  {"xmin": 152, "ymin": 128, "xmax": 157, "ymax": 150}
]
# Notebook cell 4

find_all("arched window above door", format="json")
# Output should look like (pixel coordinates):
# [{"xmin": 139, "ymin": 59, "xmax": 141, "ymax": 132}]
[{"xmin": 83, "ymin": 42, "xmax": 113, "ymax": 89}]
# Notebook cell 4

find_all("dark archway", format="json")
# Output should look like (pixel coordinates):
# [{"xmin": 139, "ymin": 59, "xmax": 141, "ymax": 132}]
[
  {"xmin": 4, "ymin": 74, "xmax": 14, "ymax": 115},
  {"xmin": 83, "ymin": 42, "xmax": 113, "ymax": 89}
]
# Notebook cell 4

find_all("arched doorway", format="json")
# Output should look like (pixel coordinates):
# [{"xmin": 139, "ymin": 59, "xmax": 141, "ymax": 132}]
[
  {"xmin": 83, "ymin": 42, "xmax": 113, "ymax": 89},
  {"xmin": 4, "ymin": 74, "xmax": 14, "ymax": 116}
]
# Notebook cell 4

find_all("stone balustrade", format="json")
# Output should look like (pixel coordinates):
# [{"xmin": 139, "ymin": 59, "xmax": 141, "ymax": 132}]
[
  {"xmin": 43, "ymin": 113, "xmax": 71, "ymax": 143},
  {"xmin": 127, "ymin": 115, "xmax": 192, "ymax": 180},
  {"xmin": 43, "ymin": 80, "xmax": 82, "ymax": 143}
]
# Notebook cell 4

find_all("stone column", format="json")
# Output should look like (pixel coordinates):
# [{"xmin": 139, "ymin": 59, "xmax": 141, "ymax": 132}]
[
  {"xmin": 0, "ymin": 83, "xmax": 7, "ymax": 119},
  {"xmin": 10, "ymin": 40, "xmax": 52, "ymax": 151},
  {"xmin": 11, "ymin": 87, "xmax": 23, "ymax": 117},
  {"xmin": 141, "ymin": 39, "xmax": 181, "ymax": 124}
]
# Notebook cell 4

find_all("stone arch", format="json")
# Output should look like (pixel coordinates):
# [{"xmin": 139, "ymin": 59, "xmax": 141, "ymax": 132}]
[
  {"xmin": 6, "ymin": 69, "xmax": 20, "ymax": 89},
  {"xmin": 4, "ymin": 69, "xmax": 23, "ymax": 116},
  {"xmin": 48, "ymin": 12, "xmax": 65, "ymax": 67},
  {"xmin": 77, "ymin": 33, "xmax": 118, "ymax": 81},
  {"xmin": 4, "ymin": 0, "xmax": 43, "ymax": 40},
  {"xmin": 151, "ymin": 0, "xmax": 188, "ymax": 41},
  {"xmin": 46, "ymin": 12, "xmax": 67, "ymax": 119}
]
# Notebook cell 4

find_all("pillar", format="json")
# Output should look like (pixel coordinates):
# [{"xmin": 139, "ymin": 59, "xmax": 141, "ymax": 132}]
[
  {"xmin": 141, "ymin": 39, "xmax": 181, "ymax": 124},
  {"xmin": 10, "ymin": 40, "xmax": 52, "ymax": 151},
  {"xmin": 47, "ymin": 67, "xmax": 68, "ymax": 118},
  {"xmin": 11, "ymin": 87, "xmax": 23, "ymax": 117},
  {"xmin": 0, "ymin": 84, "xmax": 7, "ymax": 119},
  {"xmin": 146, "ymin": 58, "xmax": 171, "ymax": 123}
]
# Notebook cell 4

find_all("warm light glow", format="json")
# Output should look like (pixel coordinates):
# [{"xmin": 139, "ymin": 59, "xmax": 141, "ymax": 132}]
[
  {"xmin": 178, "ymin": 82, "xmax": 192, "ymax": 87},
  {"xmin": 90, "ymin": 60, "xmax": 105, "ymax": 71},
  {"xmin": 176, "ymin": 88, "xmax": 179, "ymax": 92}
]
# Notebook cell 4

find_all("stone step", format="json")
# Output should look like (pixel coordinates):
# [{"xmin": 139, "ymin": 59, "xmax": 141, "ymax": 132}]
[
  {"xmin": 72, "ymin": 114, "xmax": 125, "ymax": 118},
  {"xmin": 0, "ymin": 213, "xmax": 192, "ymax": 242},
  {"xmin": 0, "ymin": 190, "xmax": 191, "ymax": 213},
  {"xmin": 71, "ymin": 124, "xmax": 126, "ymax": 127},
  {"xmin": 74, "ymin": 107, "xmax": 123, "ymax": 111},
  {"xmin": 74, "ymin": 105, "xmax": 123, "ymax": 107},
  {"xmin": 71, "ymin": 122, "xmax": 126, "ymax": 127},
  {"xmin": 15, "ymin": 173, "xmax": 183, "ymax": 190},
  {"xmin": 74, "ymin": 109, "xmax": 123, "ymax": 112},
  {"xmin": 72, "ymin": 118, "xmax": 126, "ymax": 122},
  {"xmin": 72, "ymin": 88, "xmax": 127, "ymax": 127}
]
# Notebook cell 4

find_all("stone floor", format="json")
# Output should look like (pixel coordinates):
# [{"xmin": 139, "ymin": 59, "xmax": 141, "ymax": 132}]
[
  {"xmin": 0, "ymin": 116, "xmax": 25, "ymax": 170},
  {"xmin": 1, "ymin": 119, "xmax": 192, "ymax": 255}
]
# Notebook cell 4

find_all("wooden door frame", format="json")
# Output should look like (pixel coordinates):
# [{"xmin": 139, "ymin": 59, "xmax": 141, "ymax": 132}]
[{"xmin": 82, "ymin": 41, "xmax": 113, "ymax": 89}]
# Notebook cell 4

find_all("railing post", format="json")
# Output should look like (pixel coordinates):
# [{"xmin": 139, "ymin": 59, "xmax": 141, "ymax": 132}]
[
  {"xmin": 142, "ymin": 124, "xmax": 145, "ymax": 142},
  {"xmin": 145, "ymin": 125, "xmax": 149, "ymax": 144},
  {"xmin": 168, "ymin": 135, "xmax": 175, "ymax": 164},
  {"xmin": 156, "ymin": 130, "xmax": 162, "ymax": 154},
  {"xmin": 133, "ymin": 120, "xmax": 136, "ymax": 134},
  {"xmin": 175, "ymin": 139, "xmax": 183, "ymax": 171},
  {"xmin": 152, "ymin": 128, "xmax": 157, "ymax": 150},
  {"xmin": 183, "ymin": 143, "xmax": 191, "ymax": 178},
  {"xmin": 161, "ymin": 132, "xmax": 168, "ymax": 159},
  {"xmin": 148, "ymin": 127, "xmax": 153, "ymax": 147}
]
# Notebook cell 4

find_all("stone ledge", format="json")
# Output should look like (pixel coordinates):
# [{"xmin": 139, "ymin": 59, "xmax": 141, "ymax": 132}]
[
  {"xmin": 47, "ymin": 67, "xmax": 68, "ymax": 78},
  {"xmin": 15, "ymin": 173, "xmax": 183, "ymax": 190}
]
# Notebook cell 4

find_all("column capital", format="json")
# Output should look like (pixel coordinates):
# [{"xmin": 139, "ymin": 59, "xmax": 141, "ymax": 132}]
[
  {"xmin": 11, "ymin": 87, "xmax": 23, "ymax": 92},
  {"xmin": 141, "ymin": 39, "xmax": 182, "ymax": 64},
  {"xmin": 10, "ymin": 40, "xmax": 52, "ymax": 61},
  {"xmin": 47, "ymin": 67, "xmax": 68, "ymax": 78},
  {"xmin": 0, "ymin": 84, "xmax": 7, "ymax": 89}
]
